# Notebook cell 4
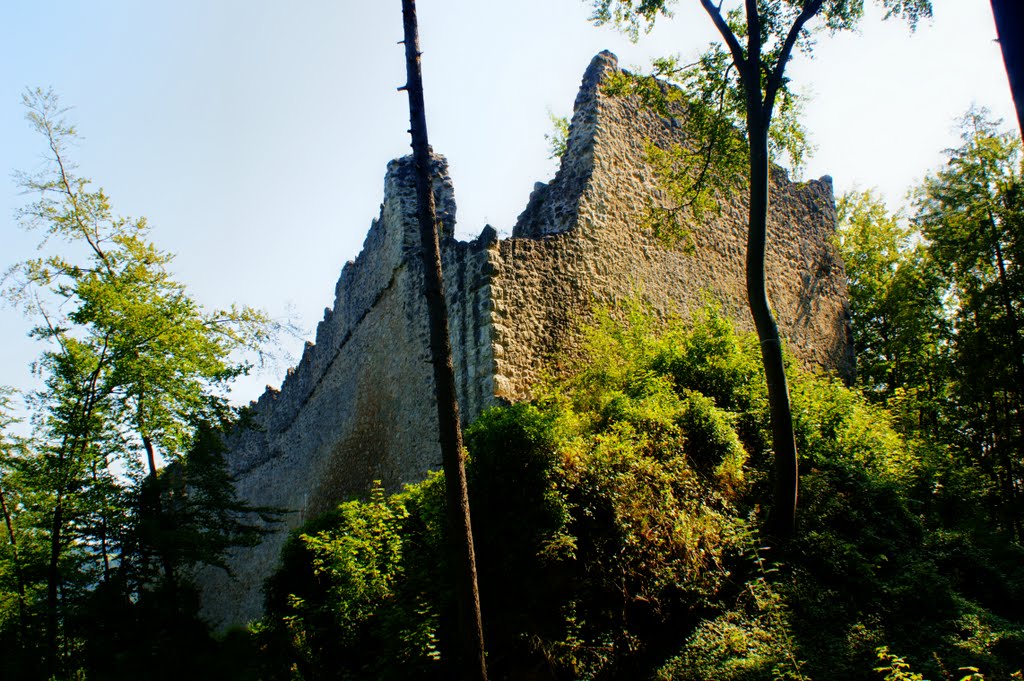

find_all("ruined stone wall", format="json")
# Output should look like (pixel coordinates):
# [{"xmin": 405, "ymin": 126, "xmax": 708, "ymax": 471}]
[
  {"xmin": 490, "ymin": 51, "xmax": 852, "ymax": 401},
  {"xmin": 198, "ymin": 157, "xmax": 499, "ymax": 628},
  {"xmin": 199, "ymin": 51, "xmax": 853, "ymax": 629}
]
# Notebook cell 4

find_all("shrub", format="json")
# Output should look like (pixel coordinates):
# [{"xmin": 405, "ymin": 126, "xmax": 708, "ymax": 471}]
[{"xmin": 259, "ymin": 304, "xmax": 1023, "ymax": 681}]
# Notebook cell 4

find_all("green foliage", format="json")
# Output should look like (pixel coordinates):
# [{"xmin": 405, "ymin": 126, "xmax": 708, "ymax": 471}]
[
  {"xmin": 0, "ymin": 89, "xmax": 282, "ymax": 680},
  {"xmin": 836, "ymin": 189, "xmax": 947, "ymax": 425},
  {"xmin": 260, "ymin": 303, "xmax": 1021, "ymax": 680},
  {"xmin": 545, "ymin": 111, "xmax": 570, "ymax": 160},
  {"xmin": 601, "ymin": 66, "xmax": 722, "ymax": 247},
  {"xmin": 914, "ymin": 108, "xmax": 1024, "ymax": 541},
  {"xmin": 263, "ymin": 306, "xmax": 780, "ymax": 679},
  {"xmin": 838, "ymin": 110, "xmax": 1024, "ymax": 543},
  {"xmin": 874, "ymin": 646, "xmax": 926, "ymax": 681},
  {"xmin": 263, "ymin": 478, "xmax": 445, "ymax": 681},
  {"xmin": 589, "ymin": 0, "xmax": 675, "ymax": 42},
  {"xmin": 589, "ymin": 0, "xmax": 931, "ymax": 47},
  {"xmin": 301, "ymin": 484, "xmax": 410, "ymax": 644},
  {"xmin": 601, "ymin": 52, "xmax": 785, "ymax": 247},
  {"xmin": 589, "ymin": 0, "xmax": 919, "ymax": 172},
  {"xmin": 140, "ymin": 422, "xmax": 282, "ymax": 575},
  {"xmin": 791, "ymin": 374, "xmax": 919, "ymax": 488},
  {"xmin": 6, "ymin": 90, "xmax": 277, "ymax": 478}
]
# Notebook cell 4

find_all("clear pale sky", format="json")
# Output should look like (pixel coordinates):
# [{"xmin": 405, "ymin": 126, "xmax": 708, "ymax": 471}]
[{"xmin": 0, "ymin": 0, "xmax": 1016, "ymax": 415}]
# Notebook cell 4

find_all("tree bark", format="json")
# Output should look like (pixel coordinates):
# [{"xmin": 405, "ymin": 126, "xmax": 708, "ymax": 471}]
[
  {"xmin": 0, "ymin": 482, "xmax": 28, "ymax": 636},
  {"xmin": 90, "ymin": 459, "xmax": 112, "ymax": 582},
  {"xmin": 985, "ymin": 204, "xmax": 1024, "ymax": 540},
  {"xmin": 990, "ymin": 0, "xmax": 1024, "ymax": 142},
  {"xmin": 743, "ymin": 88, "xmax": 799, "ymax": 541},
  {"xmin": 697, "ymin": 1, "xmax": 805, "ymax": 542},
  {"xmin": 710, "ymin": 0, "xmax": 804, "ymax": 542},
  {"xmin": 142, "ymin": 433, "xmax": 178, "ymax": 593},
  {"xmin": 399, "ymin": 2, "xmax": 488, "ymax": 679},
  {"xmin": 47, "ymin": 491, "xmax": 64, "ymax": 677}
]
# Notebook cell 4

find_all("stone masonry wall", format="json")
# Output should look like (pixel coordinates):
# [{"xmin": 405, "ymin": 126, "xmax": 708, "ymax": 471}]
[
  {"xmin": 489, "ymin": 51, "xmax": 852, "ymax": 402},
  {"xmin": 197, "ymin": 156, "xmax": 496, "ymax": 628},
  {"xmin": 199, "ymin": 51, "xmax": 853, "ymax": 629}
]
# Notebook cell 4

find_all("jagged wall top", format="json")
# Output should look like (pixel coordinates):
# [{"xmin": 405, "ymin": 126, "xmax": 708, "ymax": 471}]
[
  {"xmin": 514, "ymin": 51, "xmax": 618, "ymax": 238},
  {"xmin": 493, "ymin": 48, "xmax": 852, "ymax": 395},
  {"xmin": 201, "ymin": 50, "xmax": 854, "ymax": 629},
  {"xmin": 235, "ymin": 154, "xmax": 455, "ymax": 474}
]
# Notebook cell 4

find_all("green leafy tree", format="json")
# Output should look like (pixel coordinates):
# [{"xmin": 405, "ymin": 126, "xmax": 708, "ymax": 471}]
[
  {"xmin": 0, "ymin": 389, "xmax": 33, "ymax": 648},
  {"xmin": 588, "ymin": 0, "xmax": 932, "ymax": 538},
  {"xmin": 915, "ymin": 108, "xmax": 1024, "ymax": 540},
  {"xmin": 836, "ymin": 189, "xmax": 948, "ymax": 431},
  {"xmin": 19, "ymin": 325, "xmax": 120, "ymax": 675},
  {"xmin": 2, "ymin": 88, "xmax": 280, "ymax": 678}
]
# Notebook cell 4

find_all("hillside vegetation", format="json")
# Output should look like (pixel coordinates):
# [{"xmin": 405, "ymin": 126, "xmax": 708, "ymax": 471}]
[{"xmin": 252, "ymin": 305, "xmax": 1023, "ymax": 681}]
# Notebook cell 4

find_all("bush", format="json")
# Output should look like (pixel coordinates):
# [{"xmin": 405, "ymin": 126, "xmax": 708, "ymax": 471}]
[{"xmin": 259, "ymin": 304, "xmax": 1023, "ymax": 681}]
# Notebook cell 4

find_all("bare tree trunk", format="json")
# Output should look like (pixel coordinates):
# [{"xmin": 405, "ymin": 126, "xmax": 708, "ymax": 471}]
[{"xmin": 399, "ymin": 1, "xmax": 488, "ymax": 679}]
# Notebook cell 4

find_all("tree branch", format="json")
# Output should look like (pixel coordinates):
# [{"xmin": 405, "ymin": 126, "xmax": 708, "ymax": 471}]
[
  {"xmin": 698, "ymin": 0, "xmax": 747, "ymax": 69},
  {"xmin": 745, "ymin": 0, "xmax": 760, "ymax": 63},
  {"xmin": 690, "ymin": 63, "xmax": 737, "ymax": 202},
  {"xmin": 764, "ymin": 0, "xmax": 823, "ymax": 120},
  {"xmin": 47, "ymin": 129, "xmax": 114, "ymax": 277}
]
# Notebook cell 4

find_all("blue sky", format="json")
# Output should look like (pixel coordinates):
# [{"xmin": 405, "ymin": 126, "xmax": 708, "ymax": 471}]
[{"xmin": 0, "ymin": 0, "xmax": 1016, "ymax": 416}]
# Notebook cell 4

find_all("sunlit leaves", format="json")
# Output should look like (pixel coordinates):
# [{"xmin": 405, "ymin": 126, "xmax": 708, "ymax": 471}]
[
  {"xmin": 601, "ymin": 54, "xmax": 748, "ymax": 246},
  {"xmin": 836, "ymin": 189, "xmax": 947, "ymax": 419},
  {"xmin": 545, "ymin": 111, "xmax": 571, "ymax": 160},
  {"xmin": 300, "ymin": 483, "xmax": 410, "ymax": 644},
  {"xmin": 8, "ymin": 89, "xmax": 278, "ymax": 478},
  {"xmin": 914, "ymin": 109, "xmax": 1024, "ymax": 538},
  {"xmin": 588, "ymin": 0, "xmax": 929, "ymax": 170},
  {"xmin": 0, "ymin": 89, "xmax": 283, "ymax": 676},
  {"xmin": 260, "ymin": 302, "xmax": 991, "ymax": 679},
  {"xmin": 590, "ymin": 0, "xmax": 675, "ymax": 41},
  {"xmin": 598, "ymin": 26, "xmax": 814, "ymax": 251}
]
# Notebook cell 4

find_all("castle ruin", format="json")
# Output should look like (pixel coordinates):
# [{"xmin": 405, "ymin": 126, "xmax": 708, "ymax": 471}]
[{"xmin": 198, "ymin": 51, "xmax": 854, "ymax": 628}]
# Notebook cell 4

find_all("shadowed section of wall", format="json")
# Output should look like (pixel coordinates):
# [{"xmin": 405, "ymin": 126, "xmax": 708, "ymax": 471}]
[
  {"xmin": 197, "ymin": 50, "xmax": 853, "ymax": 629},
  {"xmin": 196, "ymin": 155, "xmax": 467, "ymax": 628}
]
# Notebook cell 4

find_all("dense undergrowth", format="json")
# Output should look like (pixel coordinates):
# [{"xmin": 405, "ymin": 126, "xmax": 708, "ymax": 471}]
[{"xmin": 246, "ymin": 305, "xmax": 1023, "ymax": 681}]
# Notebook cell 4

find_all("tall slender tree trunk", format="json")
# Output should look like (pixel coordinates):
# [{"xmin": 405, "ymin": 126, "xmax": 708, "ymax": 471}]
[
  {"xmin": 47, "ymin": 491, "xmax": 64, "ymax": 678},
  {"xmin": 985, "ymin": 209, "xmax": 1024, "ymax": 375},
  {"xmin": 90, "ymin": 460, "xmax": 112, "ymax": 581},
  {"xmin": 142, "ymin": 434, "xmax": 178, "ymax": 592},
  {"xmin": 985, "ymin": 210, "xmax": 1024, "ymax": 539},
  {"xmin": 399, "ymin": 2, "xmax": 487, "ymax": 679},
  {"xmin": 0, "ymin": 483, "xmax": 28, "ymax": 635},
  {"xmin": 745, "ymin": 112, "xmax": 799, "ymax": 540},
  {"xmin": 699, "ymin": 0, "xmax": 806, "ymax": 542},
  {"xmin": 143, "ymin": 434, "xmax": 158, "ymax": 480}
]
